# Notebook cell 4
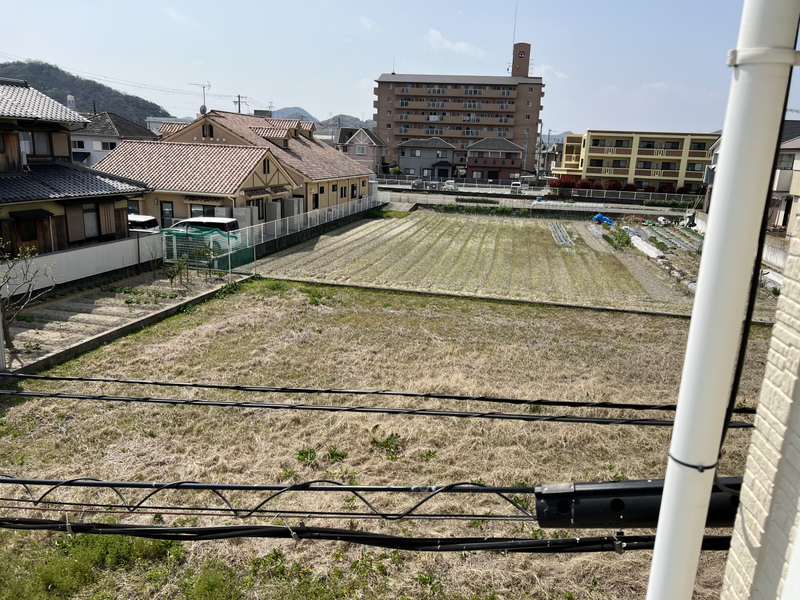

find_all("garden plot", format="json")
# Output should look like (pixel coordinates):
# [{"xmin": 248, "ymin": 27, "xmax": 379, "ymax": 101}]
[
  {"xmin": 657, "ymin": 227, "xmax": 696, "ymax": 251},
  {"xmin": 645, "ymin": 227, "xmax": 678, "ymax": 249},
  {"xmin": 258, "ymin": 212, "xmax": 700, "ymax": 313}
]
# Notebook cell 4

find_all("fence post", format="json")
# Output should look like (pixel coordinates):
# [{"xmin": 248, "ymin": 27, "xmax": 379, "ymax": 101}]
[{"xmin": 227, "ymin": 232, "xmax": 232, "ymax": 280}]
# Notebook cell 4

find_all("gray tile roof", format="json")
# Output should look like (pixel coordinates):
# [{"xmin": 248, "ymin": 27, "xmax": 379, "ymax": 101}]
[
  {"xmin": 376, "ymin": 74, "xmax": 543, "ymax": 85},
  {"xmin": 397, "ymin": 137, "xmax": 454, "ymax": 149},
  {"xmin": 0, "ymin": 78, "xmax": 87, "ymax": 123},
  {"xmin": 70, "ymin": 112, "xmax": 159, "ymax": 139},
  {"xmin": 466, "ymin": 138, "xmax": 525, "ymax": 152},
  {"xmin": 338, "ymin": 127, "xmax": 386, "ymax": 147},
  {"xmin": 0, "ymin": 162, "xmax": 148, "ymax": 204}
]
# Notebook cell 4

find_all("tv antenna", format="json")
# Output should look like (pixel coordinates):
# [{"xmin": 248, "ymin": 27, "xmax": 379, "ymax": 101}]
[
  {"xmin": 512, "ymin": 1, "xmax": 518, "ymax": 44},
  {"xmin": 190, "ymin": 81, "xmax": 211, "ymax": 113}
]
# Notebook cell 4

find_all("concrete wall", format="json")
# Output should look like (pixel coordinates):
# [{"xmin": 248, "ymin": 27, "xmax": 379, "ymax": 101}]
[
  {"xmin": 1, "ymin": 233, "xmax": 163, "ymax": 296},
  {"xmin": 722, "ymin": 212, "xmax": 800, "ymax": 599},
  {"xmin": 695, "ymin": 212, "xmax": 787, "ymax": 270}
]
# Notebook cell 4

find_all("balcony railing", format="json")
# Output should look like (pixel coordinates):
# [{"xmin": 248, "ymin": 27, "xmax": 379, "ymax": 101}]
[
  {"xmin": 426, "ymin": 115, "xmax": 442, "ymax": 121},
  {"xmin": 462, "ymin": 131, "xmax": 479, "ymax": 136},
  {"xmin": 427, "ymin": 101, "xmax": 445, "ymax": 108},
  {"xmin": 399, "ymin": 114, "xmax": 409, "ymax": 120},
  {"xmin": 465, "ymin": 89, "xmax": 483, "ymax": 95},
  {"xmin": 463, "ymin": 102, "xmax": 482, "ymax": 109},
  {"xmin": 462, "ymin": 117, "xmax": 481, "ymax": 123},
  {"xmin": 427, "ymin": 88, "xmax": 445, "ymax": 94}
]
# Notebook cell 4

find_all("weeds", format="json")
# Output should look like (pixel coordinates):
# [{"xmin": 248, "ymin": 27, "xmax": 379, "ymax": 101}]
[
  {"xmin": 327, "ymin": 446, "xmax": 348, "ymax": 463},
  {"xmin": 371, "ymin": 432, "xmax": 406, "ymax": 461},
  {"xmin": 296, "ymin": 447, "xmax": 317, "ymax": 467}
]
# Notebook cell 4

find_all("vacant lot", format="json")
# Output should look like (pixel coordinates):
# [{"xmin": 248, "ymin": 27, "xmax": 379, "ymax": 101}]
[
  {"xmin": 0, "ymin": 279, "xmax": 769, "ymax": 599},
  {"xmin": 256, "ymin": 211, "xmax": 778, "ymax": 321}
]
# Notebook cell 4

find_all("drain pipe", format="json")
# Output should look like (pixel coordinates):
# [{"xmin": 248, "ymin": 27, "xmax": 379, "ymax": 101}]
[{"xmin": 646, "ymin": 1, "xmax": 800, "ymax": 598}]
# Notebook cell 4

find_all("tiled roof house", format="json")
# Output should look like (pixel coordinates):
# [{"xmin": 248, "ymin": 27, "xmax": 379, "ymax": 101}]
[
  {"xmin": 161, "ymin": 110, "xmax": 372, "ymax": 212},
  {"xmin": 0, "ymin": 78, "xmax": 149, "ymax": 255},
  {"xmin": 95, "ymin": 141, "xmax": 297, "ymax": 228},
  {"xmin": 69, "ymin": 112, "xmax": 159, "ymax": 166},
  {"xmin": 336, "ymin": 127, "xmax": 385, "ymax": 174}
]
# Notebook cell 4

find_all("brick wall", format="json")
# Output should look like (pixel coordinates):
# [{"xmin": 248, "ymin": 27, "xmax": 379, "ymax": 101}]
[{"xmin": 723, "ymin": 214, "xmax": 800, "ymax": 598}]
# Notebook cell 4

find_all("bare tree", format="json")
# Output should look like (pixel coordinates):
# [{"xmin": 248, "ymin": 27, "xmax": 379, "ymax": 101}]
[{"xmin": 0, "ymin": 244, "xmax": 56, "ymax": 351}]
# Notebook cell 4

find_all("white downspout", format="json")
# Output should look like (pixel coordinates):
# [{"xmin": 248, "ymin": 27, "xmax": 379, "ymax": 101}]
[{"xmin": 646, "ymin": 1, "xmax": 800, "ymax": 598}]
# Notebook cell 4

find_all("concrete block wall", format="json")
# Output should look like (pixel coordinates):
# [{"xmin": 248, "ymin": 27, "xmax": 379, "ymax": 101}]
[{"xmin": 722, "ymin": 214, "xmax": 800, "ymax": 598}]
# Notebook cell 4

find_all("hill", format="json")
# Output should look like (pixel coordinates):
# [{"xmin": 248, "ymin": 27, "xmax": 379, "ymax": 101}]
[
  {"xmin": 320, "ymin": 114, "xmax": 376, "ymax": 130},
  {"xmin": 272, "ymin": 106, "xmax": 319, "ymax": 122},
  {"xmin": 0, "ymin": 61, "xmax": 171, "ymax": 126}
]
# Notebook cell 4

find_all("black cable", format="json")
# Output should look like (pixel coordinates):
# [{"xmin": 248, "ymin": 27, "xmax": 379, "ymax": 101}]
[
  {"xmin": 0, "ymin": 476, "xmax": 535, "ymax": 520},
  {"xmin": 0, "ymin": 389, "xmax": 755, "ymax": 428},
  {"xmin": 0, "ymin": 517, "xmax": 732, "ymax": 553},
  {"xmin": 2, "ymin": 373, "xmax": 756, "ymax": 414}
]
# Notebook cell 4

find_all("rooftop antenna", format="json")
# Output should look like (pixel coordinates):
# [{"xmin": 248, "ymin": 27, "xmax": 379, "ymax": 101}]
[
  {"xmin": 190, "ymin": 81, "xmax": 211, "ymax": 113},
  {"xmin": 392, "ymin": 57, "xmax": 395, "ymax": 75},
  {"xmin": 512, "ymin": 1, "xmax": 518, "ymax": 44}
]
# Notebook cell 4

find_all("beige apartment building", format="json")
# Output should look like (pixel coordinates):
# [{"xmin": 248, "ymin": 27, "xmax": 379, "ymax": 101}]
[
  {"xmin": 554, "ymin": 130, "xmax": 720, "ymax": 191},
  {"xmin": 373, "ymin": 42, "xmax": 544, "ymax": 175}
]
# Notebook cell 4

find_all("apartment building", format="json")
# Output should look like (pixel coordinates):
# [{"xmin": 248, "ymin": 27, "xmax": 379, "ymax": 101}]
[
  {"xmin": 373, "ymin": 42, "xmax": 544, "ymax": 175},
  {"xmin": 554, "ymin": 130, "xmax": 720, "ymax": 191}
]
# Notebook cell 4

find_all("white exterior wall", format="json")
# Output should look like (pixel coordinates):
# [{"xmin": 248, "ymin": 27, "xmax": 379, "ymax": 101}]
[
  {"xmin": 71, "ymin": 134, "xmax": 122, "ymax": 166},
  {"xmin": 723, "ymin": 212, "xmax": 800, "ymax": 598}
]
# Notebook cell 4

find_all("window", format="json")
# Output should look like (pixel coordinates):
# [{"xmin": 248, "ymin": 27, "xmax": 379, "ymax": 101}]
[
  {"xmin": 690, "ymin": 142, "xmax": 707, "ymax": 150},
  {"xmin": 19, "ymin": 219, "xmax": 37, "ymax": 242},
  {"xmin": 190, "ymin": 204, "xmax": 216, "ymax": 218},
  {"xmin": 356, "ymin": 146, "xmax": 366, "ymax": 155},
  {"xmin": 614, "ymin": 140, "xmax": 630, "ymax": 148},
  {"xmin": 362, "ymin": 180, "xmax": 366, "ymax": 187},
  {"xmin": 351, "ymin": 184, "xmax": 357, "ymax": 198},
  {"xmin": 388, "ymin": 83, "xmax": 393, "ymax": 89},
  {"xmin": 527, "ymin": 101, "xmax": 532, "ymax": 106},
  {"xmin": 387, "ymin": 96, "xmax": 392, "ymax": 102},
  {"xmin": 332, "ymin": 184, "xmax": 338, "ymax": 192},
  {"xmin": 386, "ymin": 136, "xmax": 390, "ymax": 142},
  {"xmin": 686, "ymin": 162, "xmax": 704, "ymax": 171},
  {"xmin": 637, "ymin": 161, "xmax": 653, "ymax": 169},
  {"xmin": 160, "ymin": 201, "xmax": 174, "ymax": 228},
  {"xmin": 664, "ymin": 141, "xmax": 681, "ymax": 150},
  {"xmin": 436, "ymin": 150, "xmax": 447, "ymax": 158},
  {"xmin": 404, "ymin": 168, "xmax": 416, "ymax": 175},
  {"xmin": 386, "ymin": 124, "xmax": 391, "ymax": 129},
  {"xmin": 411, "ymin": 149, "xmax": 421, "ymax": 157},
  {"xmin": 525, "ymin": 114, "xmax": 531, "ymax": 120},
  {"xmin": 101, "ymin": 141, "xmax": 116, "ymax": 151},
  {"xmin": 524, "ymin": 128, "xmax": 529, "ymax": 134},
  {"xmin": 263, "ymin": 159, "xmax": 270, "ymax": 174},
  {"xmin": 612, "ymin": 160, "xmax": 628, "ymax": 168},
  {"xmin": 386, "ymin": 150, "xmax": 390, "ymax": 155},
  {"xmin": 639, "ymin": 140, "xmax": 655, "ymax": 149},
  {"xmin": 589, "ymin": 159, "xmax": 603, "ymax": 167},
  {"xmin": 422, "ymin": 168, "xmax": 432, "ymax": 177},
  {"xmin": 387, "ymin": 110, "xmax": 392, "ymax": 116},
  {"xmin": 33, "ymin": 132, "xmax": 51, "ymax": 155},
  {"xmin": 92, "ymin": 140, "xmax": 103, "ymax": 151},
  {"xmin": 591, "ymin": 139, "xmax": 607, "ymax": 147},
  {"xmin": 312, "ymin": 193, "xmax": 319, "ymax": 209},
  {"xmin": 528, "ymin": 87, "xmax": 533, "ymax": 92},
  {"xmin": 319, "ymin": 185, "xmax": 325, "ymax": 194},
  {"xmin": 340, "ymin": 185, "xmax": 346, "ymax": 198},
  {"xmin": 661, "ymin": 162, "xmax": 678, "ymax": 170},
  {"xmin": 127, "ymin": 200, "xmax": 140, "ymax": 215},
  {"xmin": 246, "ymin": 199, "xmax": 265, "ymax": 220},
  {"xmin": 778, "ymin": 154, "xmax": 794, "ymax": 170},
  {"xmin": 71, "ymin": 140, "xmax": 85, "ymax": 149},
  {"xmin": 202, "ymin": 124, "xmax": 214, "ymax": 137},
  {"xmin": 471, "ymin": 170, "xmax": 483, "ymax": 179},
  {"xmin": 684, "ymin": 183, "xmax": 701, "ymax": 192},
  {"xmin": 282, "ymin": 139, "xmax": 288, "ymax": 148},
  {"xmin": 83, "ymin": 203, "xmax": 100, "ymax": 238}
]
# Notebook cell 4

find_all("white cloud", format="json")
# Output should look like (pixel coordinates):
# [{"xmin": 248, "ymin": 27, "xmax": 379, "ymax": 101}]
[
  {"xmin": 162, "ymin": 7, "xmax": 195, "ymax": 26},
  {"xmin": 426, "ymin": 29, "xmax": 485, "ymax": 58},
  {"xmin": 529, "ymin": 64, "xmax": 568, "ymax": 81},
  {"xmin": 639, "ymin": 81, "xmax": 670, "ymax": 92},
  {"xmin": 359, "ymin": 16, "xmax": 377, "ymax": 30}
]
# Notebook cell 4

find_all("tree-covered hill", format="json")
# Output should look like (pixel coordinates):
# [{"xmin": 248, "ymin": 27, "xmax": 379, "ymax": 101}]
[{"xmin": 0, "ymin": 61, "xmax": 171, "ymax": 125}]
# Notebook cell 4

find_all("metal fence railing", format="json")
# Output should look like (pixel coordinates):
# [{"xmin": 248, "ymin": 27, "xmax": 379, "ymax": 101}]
[{"xmin": 162, "ymin": 195, "xmax": 383, "ymax": 274}]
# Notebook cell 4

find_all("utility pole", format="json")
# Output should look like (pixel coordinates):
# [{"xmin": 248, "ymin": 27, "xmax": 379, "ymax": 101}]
[
  {"xmin": 233, "ymin": 95, "xmax": 248, "ymax": 113},
  {"xmin": 545, "ymin": 129, "xmax": 552, "ymax": 177}
]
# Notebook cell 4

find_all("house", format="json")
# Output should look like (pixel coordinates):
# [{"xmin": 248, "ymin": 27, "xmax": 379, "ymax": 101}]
[
  {"xmin": 397, "ymin": 137, "xmax": 455, "ymax": 179},
  {"xmin": 554, "ymin": 129, "xmax": 720, "ymax": 191},
  {"xmin": 94, "ymin": 141, "xmax": 297, "ymax": 228},
  {"xmin": 373, "ymin": 42, "xmax": 544, "ymax": 173},
  {"xmin": 536, "ymin": 140, "xmax": 563, "ymax": 176},
  {"xmin": 465, "ymin": 138, "xmax": 524, "ymax": 181},
  {"xmin": 160, "ymin": 111, "xmax": 372, "ymax": 212},
  {"xmin": 145, "ymin": 116, "xmax": 193, "ymax": 134},
  {"xmin": 336, "ymin": 127, "xmax": 385, "ymax": 173},
  {"xmin": 0, "ymin": 77, "xmax": 149, "ymax": 255},
  {"xmin": 69, "ymin": 112, "xmax": 159, "ymax": 166}
]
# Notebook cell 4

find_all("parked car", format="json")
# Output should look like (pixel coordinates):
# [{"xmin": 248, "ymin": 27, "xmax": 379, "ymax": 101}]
[
  {"xmin": 128, "ymin": 214, "xmax": 160, "ymax": 234},
  {"xmin": 510, "ymin": 182, "xmax": 522, "ymax": 193},
  {"xmin": 411, "ymin": 179, "xmax": 424, "ymax": 190},
  {"xmin": 443, "ymin": 180, "xmax": 456, "ymax": 191}
]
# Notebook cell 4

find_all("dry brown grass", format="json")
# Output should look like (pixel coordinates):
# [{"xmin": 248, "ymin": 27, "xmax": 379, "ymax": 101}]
[{"xmin": 0, "ymin": 279, "xmax": 769, "ymax": 599}]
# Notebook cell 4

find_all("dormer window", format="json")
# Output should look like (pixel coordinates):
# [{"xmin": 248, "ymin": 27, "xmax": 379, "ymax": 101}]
[
  {"xmin": 202, "ymin": 124, "xmax": 214, "ymax": 138},
  {"xmin": 282, "ymin": 139, "xmax": 288, "ymax": 148}
]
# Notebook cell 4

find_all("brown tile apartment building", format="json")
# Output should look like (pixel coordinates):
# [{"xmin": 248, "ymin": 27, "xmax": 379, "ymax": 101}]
[{"xmin": 373, "ymin": 43, "xmax": 544, "ymax": 175}]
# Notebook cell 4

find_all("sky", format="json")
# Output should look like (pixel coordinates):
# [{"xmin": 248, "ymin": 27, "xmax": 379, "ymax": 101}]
[{"xmin": 1, "ymin": 0, "xmax": 797, "ymax": 134}]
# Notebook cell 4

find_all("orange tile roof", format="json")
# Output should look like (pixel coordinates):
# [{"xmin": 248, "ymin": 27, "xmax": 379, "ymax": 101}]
[
  {"xmin": 94, "ymin": 141, "xmax": 270, "ymax": 195},
  {"xmin": 204, "ymin": 111, "xmax": 371, "ymax": 181}
]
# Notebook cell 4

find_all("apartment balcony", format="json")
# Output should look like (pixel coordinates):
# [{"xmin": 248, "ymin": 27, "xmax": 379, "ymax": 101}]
[
  {"xmin": 462, "ymin": 103, "xmax": 483, "ymax": 109},
  {"xmin": 565, "ymin": 136, "xmax": 583, "ymax": 145},
  {"xmin": 461, "ymin": 131, "xmax": 480, "ymax": 137},
  {"xmin": 637, "ymin": 148, "xmax": 684, "ymax": 157},
  {"xmin": 633, "ymin": 169, "xmax": 679, "ymax": 178},
  {"xmin": 564, "ymin": 161, "xmax": 580, "ymax": 170},
  {"xmin": 564, "ymin": 153, "xmax": 581, "ymax": 162},
  {"xmin": 587, "ymin": 147, "xmax": 632, "ymax": 155},
  {"xmin": 688, "ymin": 150, "xmax": 714, "ymax": 159},
  {"xmin": 684, "ymin": 171, "xmax": 704, "ymax": 179},
  {"xmin": 462, "ymin": 117, "xmax": 481, "ymax": 123},
  {"xmin": 774, "ymin": 168, "xmax": 793, "ymax": 192},
  {"xmin": 467, "ymin": 157, "xmax": 522, "ymax": 167}
]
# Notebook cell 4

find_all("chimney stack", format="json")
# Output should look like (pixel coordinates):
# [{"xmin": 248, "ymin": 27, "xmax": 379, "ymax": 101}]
[{"xmin": 511, "ymin": 42, "xmax": 531, "ymax": 78}]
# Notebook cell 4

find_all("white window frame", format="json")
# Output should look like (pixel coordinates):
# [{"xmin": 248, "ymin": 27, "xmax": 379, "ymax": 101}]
[{"xmin": 356, "ymin": 146, "xmax": 366, "ymax": 155}]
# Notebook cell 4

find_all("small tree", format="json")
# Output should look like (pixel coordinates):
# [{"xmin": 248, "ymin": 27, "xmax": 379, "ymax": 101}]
[
  {"xmin": 0, "ymin": 244, "xmax": 56, "ymax": 351},
  {"xmin": 622, "ymin": 183, "xmax": 638, "ymax": 191},
  {"xmin": 644, "ymin": 185, "xmax": 656, "ymax": 192},
  {"xmin": 576, "ymin": 179, "xmax": 592, "ymax": 189},
  {"xmin": 591, "ymin": 181, "xmax": 604, "ymax": 190},
  {"xmin": 390, "ymin": 166, "xmax": 403, "ymax": 176},
  {"xmin": 604, "ymin": 180, "xmax": 623, "ymax": 191},
  {"xmin": 658, "ymin": 183, "xmax": 676, "ymax": 194},
  {"xmin": 676, "ymin": 186, "xmax": 689, "ymax": 195}
]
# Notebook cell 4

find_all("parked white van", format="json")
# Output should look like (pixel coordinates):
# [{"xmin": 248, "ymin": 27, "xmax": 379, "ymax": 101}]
[
  {"xmin": 443, "ymin": 180, "xmax": 456, "ymax": 191},
  {"xmin": 128, "ymin": 214, "xmax": 160, "ymax": 233}
]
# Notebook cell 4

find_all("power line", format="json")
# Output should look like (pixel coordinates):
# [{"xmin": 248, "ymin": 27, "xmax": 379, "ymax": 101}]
[
  {"xmin": 4, "ymin": 373, "xmax": 757, "ymax": 415},
  {"xmin": 0, "ymin": 517, "xmax": 732, "ymax": 553},
  {"xmin": 0, "ymin": 389, "xmax": 754, "ymax": 427}
]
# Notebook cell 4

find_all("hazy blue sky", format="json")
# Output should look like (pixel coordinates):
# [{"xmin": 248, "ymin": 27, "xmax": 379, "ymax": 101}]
[{"xmin": 1, "ymin": 0, "xmax": 795, "ymax": 133}]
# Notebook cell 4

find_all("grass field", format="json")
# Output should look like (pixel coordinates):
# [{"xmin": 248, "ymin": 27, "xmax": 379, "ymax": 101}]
[
  {"xmin": 0, "ymin": 278, "xmax": 770, "ymax": 599},
  {"xmin": 255, "ymin": 212, "xmax": 718, "ymax": 316}
]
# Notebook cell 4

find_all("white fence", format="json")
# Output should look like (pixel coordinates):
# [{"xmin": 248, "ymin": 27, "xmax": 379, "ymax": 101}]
[{"xmin": 1, "ymin": 233, "xmax": 163, "ymax": 296}]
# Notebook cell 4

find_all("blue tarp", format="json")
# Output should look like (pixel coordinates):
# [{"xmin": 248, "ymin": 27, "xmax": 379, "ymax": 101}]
[{"xmin": 592, "ymin": 213, "xmax": 614, "ymax": 226}]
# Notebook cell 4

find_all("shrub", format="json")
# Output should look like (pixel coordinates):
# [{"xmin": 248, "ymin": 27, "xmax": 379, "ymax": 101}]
[
  {"xmin": 390, "ymin": 166, "xmax": 403, "ymax": 176},
  {"xmin": 576, "ymin": 179, "xmax": 592, "ymax": 189},
  {"xmin": 604, "ymin": 180, "xmax": 623, "ymax": 191},
  {"xmin": 622, "ymin": 183, "xmax": 638, "ymax": 191},
  {"xmin": 548, "ymin": 176, "xmax": 576, "ymax": 189},
  {"xmin": 644, "ymin": 185, "xmax": 656, "ymax": 192},
  {"xmin": 676, "ymin": 186, "xmax": 689, "ymax": 194},
  {"xmin": 591, "ymin": 181, "xmax": 604, "ymax": 190},
  {"xmin": 657, "ymin": 183, "xmax": 676, "ymax": 194}
]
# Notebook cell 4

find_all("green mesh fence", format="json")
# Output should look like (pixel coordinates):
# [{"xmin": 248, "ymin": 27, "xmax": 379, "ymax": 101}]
[{"xmin": 162, "ymin": 226, "xmax": 255, "ymax": 275}]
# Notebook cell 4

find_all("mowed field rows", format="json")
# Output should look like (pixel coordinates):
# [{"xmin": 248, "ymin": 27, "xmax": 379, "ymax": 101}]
[{"xmin": 256, "ymin": 212, "xmax": 694, "ymax": 313}]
